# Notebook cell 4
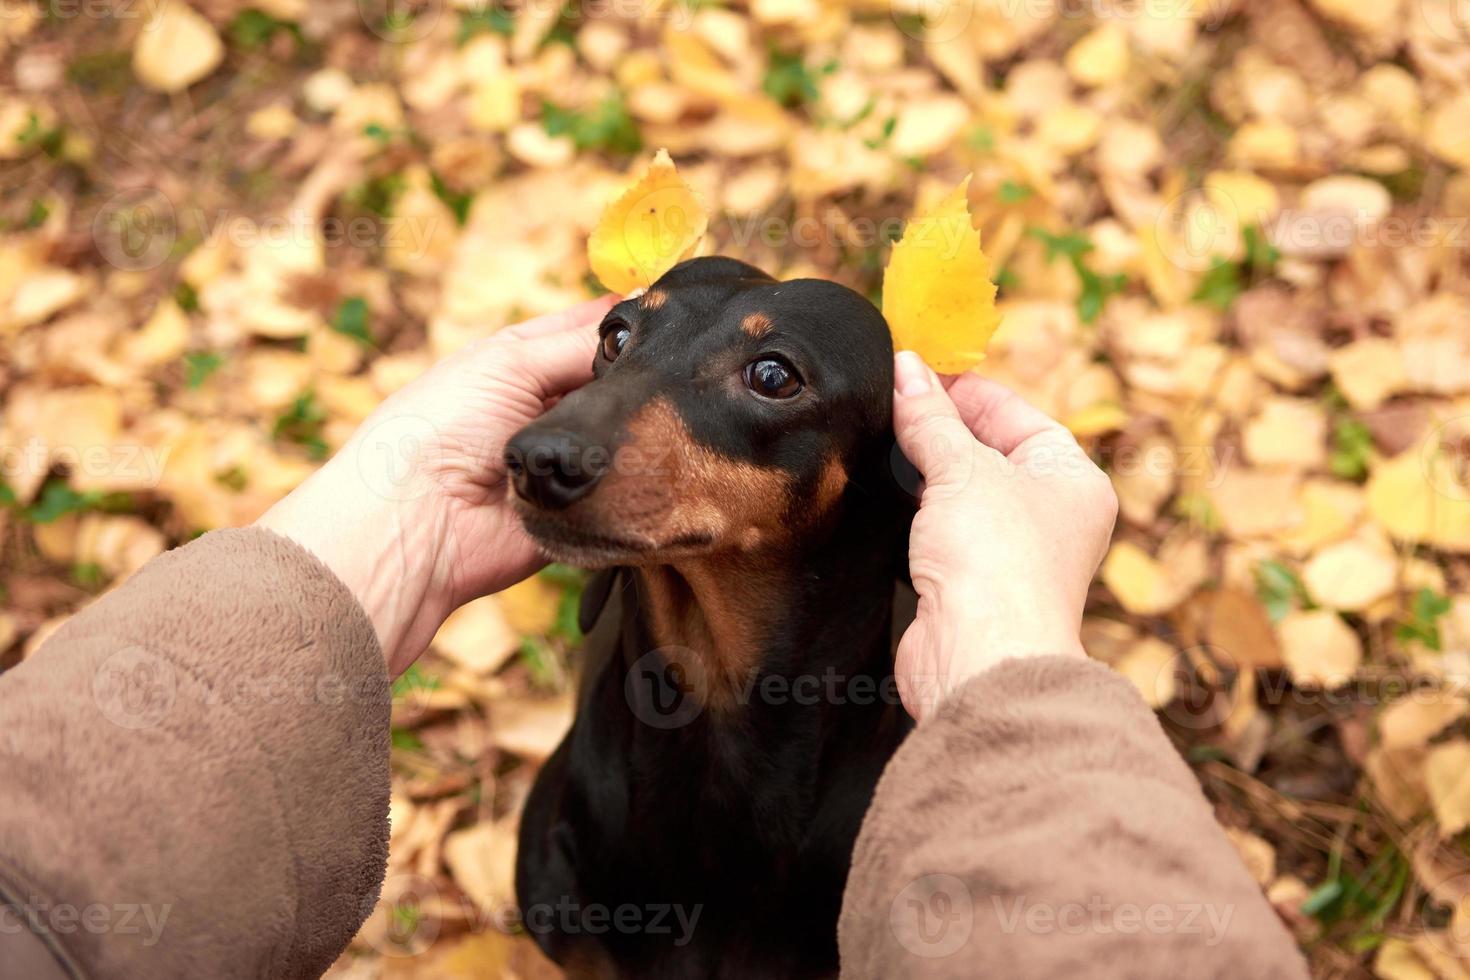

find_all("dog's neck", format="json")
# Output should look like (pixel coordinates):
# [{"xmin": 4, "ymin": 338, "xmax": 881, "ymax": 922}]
[{"xmin": 631, "ymin": 480, "xmax": 903, "ymax": 715}]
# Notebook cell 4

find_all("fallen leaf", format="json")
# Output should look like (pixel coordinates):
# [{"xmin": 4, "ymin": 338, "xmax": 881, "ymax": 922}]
[
  {"xmin": 488, "ymin": 692, "xmax": 573, "ymax": 762},
  {"xmin": 1375, "ymin": 937, "xmax": 1437, "ymax": 980},
  {"xmin": 1278, "ymin": 609, "xmax": 1361, "ymax": 688},
  {"xmin": 1101, "ymin": 540, "xmax": 1194, "ymax": 615},
  {"xmin": 133, "ymin": 0, "xmax": 223, "ymax": 93},
  {"xmin": 443, "ymin": 817, "xmax": 519, "ymax": 917},
  {"xmin": 498, "ymin": 577, "xmax": 562, "ymax": 637},
  {"xmin": 1367, "ymin": 450, "xmax": 1470, "ymax": 552},
  {"xmin": 1065, "ymin": 24, "xmax": 1130, "ymax": 88},
  {"xmin": 1379, "ymin": 692, "xmax": 1467, "ymax": 751},
  {"xmin": 1426, "ymin": 740, "xmax": 1470, "ymax": 836},
  {"xmin": 1114, "ymin": 636, "xmax": 1177, "ymax": 707},
  {"xmin": 1243, "ymin": 397, "xmax": 1328, "ymax": 470},
  {"xmin": 883, "ymin": 177, "xmax": 1002, "ymax": 373},
  {"xmin": 432, "ymin": 597, "xmax": 519, "ymax": 675},
  {"xmin": 1302, "ymin": 539, "xmax": 1396, "ymax": 611},
  {"xmin": 587, "ymin": 149, "xmax": 709, "ymax": 294}
]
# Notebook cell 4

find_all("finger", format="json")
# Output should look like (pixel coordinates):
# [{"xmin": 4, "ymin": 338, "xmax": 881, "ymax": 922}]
[
  {"xmin": 513, "ymin": 324, "xmax": 601, "ymax": 401},
  {"xmin": 892, "ymin": 351, "xmax": 979, "ymax": 491},
  {"xmin": 501, "ymin": 295, "xmax": 619, "ymax": 340},
  {"xmin": 944, "ymin": 374, "xmax": 1071, "ymax": 457}
]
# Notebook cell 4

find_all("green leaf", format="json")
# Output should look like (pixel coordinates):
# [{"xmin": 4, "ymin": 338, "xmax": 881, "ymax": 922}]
[
  {"xmin": 184, "ymin": 351, "xmax": 223, "ymax": 389},
  {"xmin": 1255, "ymin": 559, "xmax": 1311, "ymax": 622},
  {"xmin": 540, "ymin": 94, "xmax": 642, "ymax": 155},
  {"xmin": 1396, "ymin": 587, "xmax": 1453, "ymax": 652},
  {"xmin": 762, "ymin": 47, "xmax": 822, "ymax": 108},
  {"xmin": 518, "ymin": 636, "xmax": 560, "ymax": 690},
  {"xmin": 72, "ymin": 563, "xmax": 106, "ymax": 588},
  {"xmin": 390, "ymin": 728, "xmax": 425, "ymax": 752},
  {"xmin": 25, "ymin": 199, "xmax": 49, "ymax": 229},
  {"xmin": 273, "ymin": 391, "xmax": 328, "ymax": 461},
  {"xmin": 458, "ymin": 6, "xmax": 515, "ymax": 44},
  {"xmin": 997, "ymin": 180, "xmax": 1034, "ymax": 204},
  {"xmin": 23, "ymin": 481, "xmax": 99, "ymax": 524},
  {"xmin": 344, "ymin": 172, "xmax": 407, "ymax": 218},
  {"xmin": 1077, "ymin": 268, "xmax": 1128, "ymax": 325},
  {"xmin": 331, "ymin": 297, "xmax": 373, "ymax": 346},
  {"xmin": 1329, "ymin": 418, "xmax": 1373, "ymax": 482},
  {"xmin": 392, "ymin": 664, "xmax": 441, "ymax": 700},
  {"xmin": 966, "ymin": 125, "xmax": 995, "ymax": 152},
  {"xmin": 429, "ymin": 171, "xmax": 473, "ymax": 227},
  {"xmin": 1300, "ymin": 879, "xmax": 1344, "ymax": 919},
  {"xmin": 1243, "ymin": 224, "xmax": 1280, "ymax": 273},
  {"xmin": 229, "ymin": 9, "xmax": 285, "ymax": 48},
  {"xmin": 1192, "ymin": 260, "xmax": 1242, "ymax": 311},
  {"xmin": 1028, "ymin": 227, "xmax": 1094, "ymax": 262},
  {"xmin": 173, "ymin": 281, "xmax": 200, "ymax": 313},
  {"xmin": 362, "ymin": 122, "xmax": 393, "ymax": 144}
]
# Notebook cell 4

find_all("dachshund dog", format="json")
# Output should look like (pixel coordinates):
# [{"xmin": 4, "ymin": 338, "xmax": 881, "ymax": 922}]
[{"xmin": 509, "ymin": 256, "xmax": 915, "ymax": 978}]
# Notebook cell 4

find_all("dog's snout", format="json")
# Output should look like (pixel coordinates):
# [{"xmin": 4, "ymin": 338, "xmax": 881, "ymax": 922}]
[{"xmin": 505, "ymin": 428, "xmax": 610, "ymax": 510}]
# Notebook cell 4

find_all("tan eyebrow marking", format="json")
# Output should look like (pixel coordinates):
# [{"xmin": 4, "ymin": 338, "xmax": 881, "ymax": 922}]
[
  {"xmin": 641, "ymin": 289, "xmax": 668, "ymax": 310},
  {"xmin": 741, "ymin": 312, "xmax": 773, "ymax": 337}
]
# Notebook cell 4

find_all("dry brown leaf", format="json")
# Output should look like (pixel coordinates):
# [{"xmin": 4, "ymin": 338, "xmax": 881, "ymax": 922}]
[
  {"xmin": 132, "ymin": 1, "xmax": 223, "ymax": 93},
  {"xmin": 488, "ymin": 692, "xmax": 573, "ymax": 762},
  {"xmin": 1426, "ymin": 741, "xmax": 1470, "ymax": 836},
  {"xmin": 1114, "ymin": 637, "xmax": 1177, "ymax": 707},
  {"xmin": 1379, "ymin": 692, "xmax": 1468, "ymax": 751},
  {"xmin": 443, "ymin": 817, "xmax": 519, "ymax": 917},
  {"xmin": 1278, "ymin": 609, "xmax": 1361, "ymax": 688},
  {"xmin": 1102, "ymin": 541, "xmax": 1192, "ymax": 616},
  {"xmin": 432, "ymin": 598, "xmax": 520, "ymax": 676},
  {"xmin": 1302, "ymin": 539, "xmax": 1397, "ymax": 611},
  {"xmin": 497, "ymin": 577, "xmax": 562, "ymax": 637}
]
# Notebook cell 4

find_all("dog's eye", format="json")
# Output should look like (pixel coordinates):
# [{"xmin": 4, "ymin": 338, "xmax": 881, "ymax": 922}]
[
  {"xmin": 744, "ymin": 357, "xmax": 803, "ymax": 400},
  {"xmin": 601, "ymin": 321, "xmax": 631, "ymax": 361}
]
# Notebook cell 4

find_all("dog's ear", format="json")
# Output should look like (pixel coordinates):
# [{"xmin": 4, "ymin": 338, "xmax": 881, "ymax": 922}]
[{"xmin": 578, "ymin": 568, "xmax": 622, "ymax": 635}]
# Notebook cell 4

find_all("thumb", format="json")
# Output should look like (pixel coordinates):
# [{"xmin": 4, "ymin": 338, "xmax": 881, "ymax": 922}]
[{"xmin": 892, "ymin": 351, "xmax": 978, "ymax": 492}]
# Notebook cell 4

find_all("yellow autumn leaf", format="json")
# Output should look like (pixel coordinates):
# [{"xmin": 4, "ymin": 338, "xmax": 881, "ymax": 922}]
[
  {"xmin": 587, "ymin": 149, "xmax": 709, "ymax": 294},
  {"xmin": 882, "ymin": 176, "xmax": 1002, "ymax": 374}
]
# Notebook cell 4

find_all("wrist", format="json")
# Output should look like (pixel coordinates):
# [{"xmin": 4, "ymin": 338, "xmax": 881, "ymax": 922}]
[{"xmin": 256, "ymin": 453, "xmax": 454, "ymax": 675}]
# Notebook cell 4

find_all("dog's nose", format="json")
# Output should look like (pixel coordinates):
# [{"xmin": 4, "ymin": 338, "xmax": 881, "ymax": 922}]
[{"xmin": 504, "ymin": 428, "xmax": 609, "ymax": 510}]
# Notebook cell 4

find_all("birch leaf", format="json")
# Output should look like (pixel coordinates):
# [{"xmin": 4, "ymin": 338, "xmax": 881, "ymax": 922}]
[
  {"xmin": 882, "ymin": 176, "xmax": 1001, "ymax": 374},
  {"xmin": 587, "ymin": 149, "xmax": 709, "ymax": 294}
]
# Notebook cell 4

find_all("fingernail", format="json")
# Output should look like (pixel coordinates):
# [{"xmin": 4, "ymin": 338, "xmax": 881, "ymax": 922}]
[{"xmin": 895, "ymin": 351, "xmax": 931, "ymax": 396}]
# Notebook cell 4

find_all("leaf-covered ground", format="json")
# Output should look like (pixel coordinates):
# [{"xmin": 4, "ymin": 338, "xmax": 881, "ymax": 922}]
[{"xmin": 3, "ymin": 0, "xmax": 1470, "ymax": 976}]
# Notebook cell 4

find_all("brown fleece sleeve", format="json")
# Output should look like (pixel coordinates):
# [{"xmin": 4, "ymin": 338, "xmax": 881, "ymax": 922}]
[
  {"xmin": 0, "ymin": 527, "xmax": 390, "ymax": 980},
  {"xmin": 838, "ymin": 655, "xmax": 1309, "ymax": 980}
]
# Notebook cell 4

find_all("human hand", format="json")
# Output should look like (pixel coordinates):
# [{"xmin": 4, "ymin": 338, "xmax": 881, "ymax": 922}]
[
  {"xmin": 257, "ymin": 296, "xmax": 617, "ymax": 676},
  {"xmin": 890, "ymin": 350, "xmax": 1118, "ymax": 721}
]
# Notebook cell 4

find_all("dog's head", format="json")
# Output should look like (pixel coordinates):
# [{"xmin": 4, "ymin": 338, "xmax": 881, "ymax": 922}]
[{"xmin": 505, "ymin": 256, "xmax": 896, "ymax": 568}]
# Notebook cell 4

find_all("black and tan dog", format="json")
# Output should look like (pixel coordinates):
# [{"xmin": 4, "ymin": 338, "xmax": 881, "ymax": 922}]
[{"xmin": 508, "ymin": 257, "xmax": 915, "ymax": 978}]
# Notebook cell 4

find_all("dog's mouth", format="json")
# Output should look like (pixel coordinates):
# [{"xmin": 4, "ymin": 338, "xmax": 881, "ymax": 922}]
[{"xmin": 517, "ymin": 509, "xmax": 715, "ymax": 568}]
